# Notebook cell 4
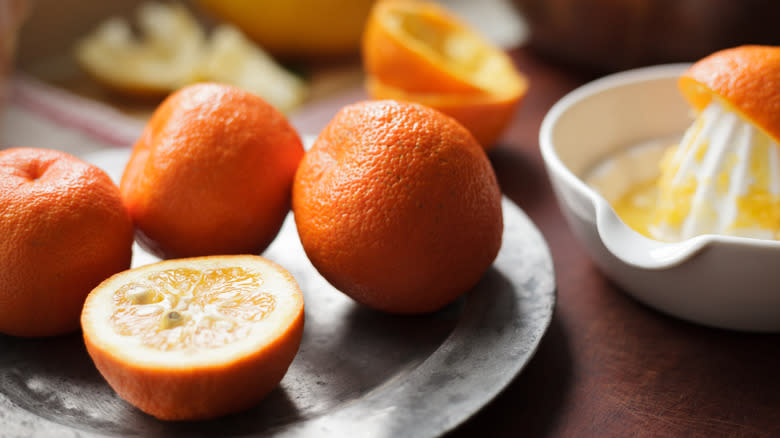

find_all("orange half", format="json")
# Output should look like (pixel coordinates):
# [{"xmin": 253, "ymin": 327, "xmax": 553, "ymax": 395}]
[
  {"xmin": 679, "ymin": 45, "xmax": 780, "ymax": 143},
  {"xmin": 81, "ymin": 255, "xmax": 304, "ymax": 421},
  {"xmin": 366, "ymin": 75, "xmax": 526, "ymax": 149},
  {"xmin": 362, "ymin": 0, "xmax": 522, "ymax": 95}
]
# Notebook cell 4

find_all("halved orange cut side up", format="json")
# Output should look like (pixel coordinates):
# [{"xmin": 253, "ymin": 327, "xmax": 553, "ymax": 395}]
[
  {"xmin": 362, "ymin": 0, "xmax": 522, "ymax": 95},
  {"xmin": 81, "ymin": 255, "xmax": 304, "ymax": 421}
]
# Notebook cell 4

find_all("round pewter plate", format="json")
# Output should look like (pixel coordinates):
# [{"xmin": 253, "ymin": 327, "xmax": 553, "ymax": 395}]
[{"xmin": 0, "ymin": 149, "xmax": 556, "ymax": 438}]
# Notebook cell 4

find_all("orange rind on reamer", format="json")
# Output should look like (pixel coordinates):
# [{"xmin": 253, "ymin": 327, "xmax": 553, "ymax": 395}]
[{"xmin": 679, "ymin": 45, "xmax": 780, "ymax": 143}]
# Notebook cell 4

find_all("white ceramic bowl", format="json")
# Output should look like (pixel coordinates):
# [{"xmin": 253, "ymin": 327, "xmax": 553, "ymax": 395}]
[{"xmin": 540, "ymin": 64, "xmax": 780, "ymax": 332}]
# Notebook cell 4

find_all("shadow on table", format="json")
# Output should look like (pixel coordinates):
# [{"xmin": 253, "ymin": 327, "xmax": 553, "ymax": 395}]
[
  {"xmin": 490, "ymin": 142, "xmax": 552, "ymax": 214},
  {"xmin": 590, "ymin": 277, "xmax": 780, "ymax": 436},
  {"xmin": 445, "ymin": 312, "xmax": 574, "ymax": 438},
  {"xmin": 0, "ymin": 331, "xmax": 304, "ymax": 437},
  {"xmin": 0, "ymin": 291, "xmax": 461, "ymax": 437}
]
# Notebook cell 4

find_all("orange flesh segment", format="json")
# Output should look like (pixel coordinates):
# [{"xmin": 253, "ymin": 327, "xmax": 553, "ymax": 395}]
[
  {"xmin": 110, "ymin": 266, "xmax": 275, "ymax": 351},
  {"xmin": 383, "ymin": 4, "xmax": 518, "ymax": 94},
  {"xmin": 393, "ymin": 11, "xmax": 483, "ymax": 73}
]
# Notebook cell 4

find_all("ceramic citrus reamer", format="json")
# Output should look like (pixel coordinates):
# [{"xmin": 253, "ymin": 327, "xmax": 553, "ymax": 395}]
[{"xmin": 541, "ymin": 45, "xmax": 780, "ymax": 332}]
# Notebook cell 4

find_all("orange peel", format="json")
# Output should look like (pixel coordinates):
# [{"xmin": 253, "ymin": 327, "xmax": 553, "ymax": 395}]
[
  {"xmin": 679, "ymin": 45, "xmax": 780, "ymax": 143},
  {"xmin": 366, "ymin": 74, "xmax": 526, "ymax": 149},
  {"xmin": 362, "ymin": 0, "xmax": 523, "ymax": 95}
]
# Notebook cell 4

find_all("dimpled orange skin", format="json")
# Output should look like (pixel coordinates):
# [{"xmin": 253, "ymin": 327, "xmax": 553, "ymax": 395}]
[
  {"xmin": 366, "ymin": 75, "xmax": 527, "ymax": 149},
  {"xmin": 120, "ymin": 83, "xmax": 304, "ymax": 259},
  {"xmin": 361, "ymin": 0, "xmax": 529, "ymax": 150},
  {"xmin": 292, "ymin": 100, "xmax": 503, "ymax": 314},
  {"xmin": 0, "ymin": 148, "xmax": 133, "ymax": 337},
  {"xmin": 679, "ymin": 45, "xmax": 780, "ymax": 142}
]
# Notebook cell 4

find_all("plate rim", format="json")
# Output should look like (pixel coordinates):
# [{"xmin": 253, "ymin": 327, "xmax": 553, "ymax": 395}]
[{"xmin": 0, "ymin": 149, "xmax": 556, "ymax": 438}]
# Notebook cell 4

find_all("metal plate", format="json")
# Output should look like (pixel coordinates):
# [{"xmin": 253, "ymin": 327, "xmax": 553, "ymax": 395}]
[{"xmin": 0, "ymin": 149, "xmax": 556, "ymax": 438}]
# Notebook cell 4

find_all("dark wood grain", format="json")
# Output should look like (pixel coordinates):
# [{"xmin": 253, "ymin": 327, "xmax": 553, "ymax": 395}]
[{"xmin": 291, "ymin": 47, "xmax": 780, "ymax": 438}]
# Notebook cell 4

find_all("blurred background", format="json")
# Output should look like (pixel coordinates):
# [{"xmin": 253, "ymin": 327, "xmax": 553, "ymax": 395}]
[
  {"xmin": 6, "ymin": 0, "xmax": 525, "ymax": 118},
  {"xmin": 3, "ymin": 0, "xmax": 780, "ymax": 121}
]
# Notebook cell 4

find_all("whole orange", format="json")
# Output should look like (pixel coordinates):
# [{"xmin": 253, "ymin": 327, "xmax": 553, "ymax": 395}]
[
  {"xmin": 120, "ymin": 82, "xmax": 305, "ymax": 259},
  {"xmin": 0, "ymin": 147, "xmax": 133, "ymax": 337},
  {"xmin": 292, "ymin": 100, "xmax": 503, "ymax": 314}
]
